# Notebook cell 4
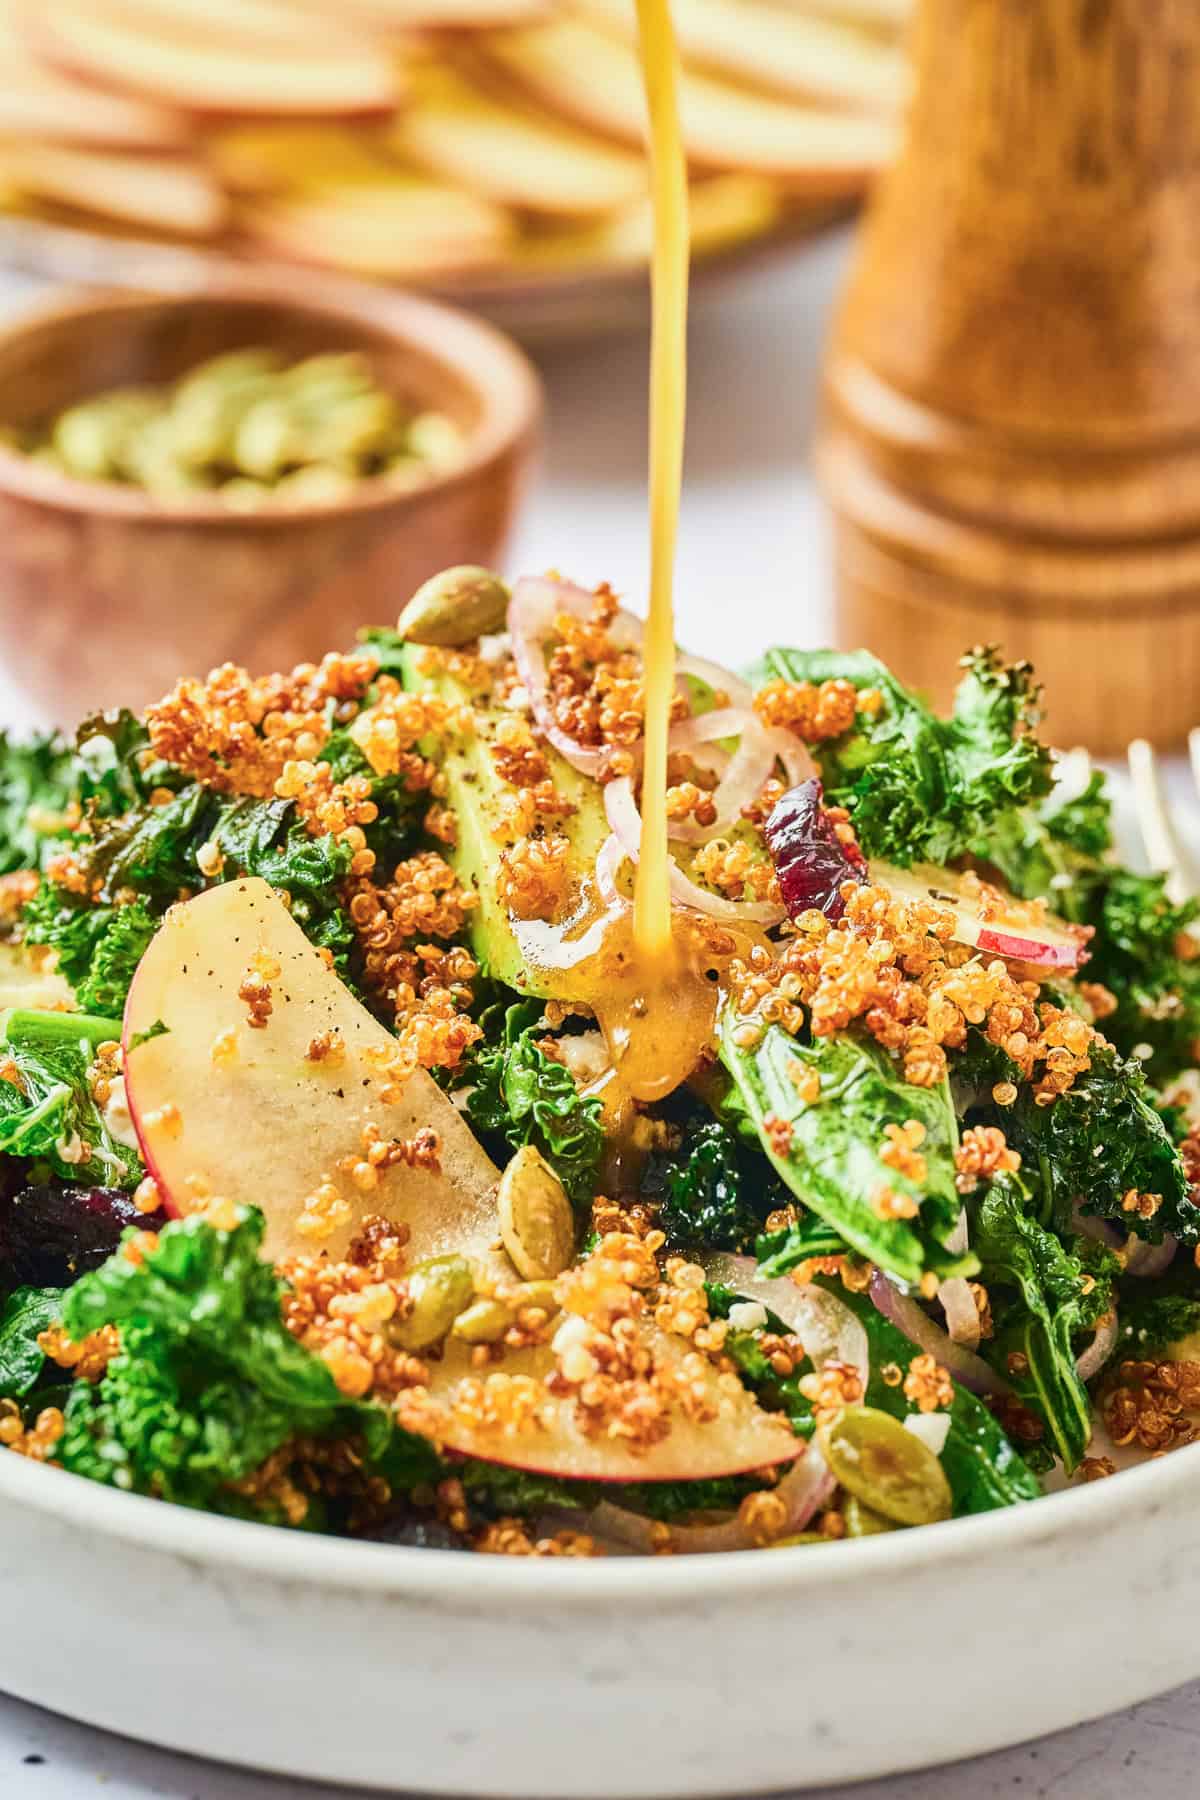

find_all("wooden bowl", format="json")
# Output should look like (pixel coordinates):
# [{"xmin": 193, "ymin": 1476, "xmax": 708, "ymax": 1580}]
[{"xmin": 0, "ymin": 276, "xmax": 541, "ymax": 725}]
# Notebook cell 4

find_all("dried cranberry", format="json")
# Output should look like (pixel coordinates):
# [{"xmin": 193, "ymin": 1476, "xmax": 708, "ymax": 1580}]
[
  {"xmin": 0, "ymin": 1185, "xmax": 169, "ymax": 1287},
  {"xmin": 764, "ymin": 779, "xmax": 866, "ymax": 921}
]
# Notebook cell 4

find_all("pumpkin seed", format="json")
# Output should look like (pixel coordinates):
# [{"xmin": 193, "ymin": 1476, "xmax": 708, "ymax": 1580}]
[
  {"xmin": 451, "ymin": 1298, "xmax": 513, "ymax": 1344},
  {"xmin": 407, "ymin": 410, "xmax": 463, "ymax": 468},
  {"xmin": 398, "ymin": 565, "xmax": 511, "ymax": 647},
  {"xmin": 842, "ymin": 1493, "xmax": 897, "ymax": 1537},
  {"xmin": 388, "ymin": 1253, "xmax": 475, "ymax": 1351},
  {"xmin": 498, "ymin": 1144, "xmax": 575, "ymax": 1281},
  {"xmin": 19, "ymin": 346, "xmax": 462, "ymax": 508},
  {"xmin": 816, "ymin": 1405, "xmax": 952, "ymax": 1527}
]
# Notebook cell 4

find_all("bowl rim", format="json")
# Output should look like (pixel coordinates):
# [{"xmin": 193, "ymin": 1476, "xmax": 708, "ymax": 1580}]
[
  {"xmin": 0, "ymin": 272, "xmax": 542, "ymax": 525},
  {"xmin": 1, "ymin": 1412, "xmax": 1193, "ymax": 1604}
]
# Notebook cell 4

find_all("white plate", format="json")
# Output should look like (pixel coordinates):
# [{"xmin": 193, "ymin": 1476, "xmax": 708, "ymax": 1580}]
[{"xmin": 0, "ymin": 1431, "xmax": 1198, "ymax": 1795}]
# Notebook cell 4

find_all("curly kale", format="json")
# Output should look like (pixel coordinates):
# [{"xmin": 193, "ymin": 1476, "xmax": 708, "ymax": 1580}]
[
  {"xmin": 463, "ymin": 1001, "xmax": 604, "ymax": 1210},
  {"xmin": 639, "ymin": 1112, "xmax": 770, "ymax": 1252},
  {"xmin": 759, "ymin": 646, "xmax": 1052, "ymax": 867},
  {"xmin": 24, "ymin": 785, "xmax": 357, "ymax": 1012},
  {"xmin": 23, "ymin": 893, "xmax": 158, "ymax": 1019},
  {"xmin": 58, "ymin": 1209, "xmax": 435, "ymax": 1512},
  {"xmin": 983, "ymin": 765, "xmax": 1200, "ymax": 1083},
  {"xmin": 0, "ymin": 1008, "xmax": 140, "ymax": 1189},
  {"xmin": 1078, "ymin": 872, "xmax": 1200, "ymax": 1081},
  {"xmin": 955, "ymin": 1031, "xmax": 1194, "ymax": 1244},
  {"xmin": 971, "ymin": 1172, "xmax": 1119, "ymax": 1471},
  {"xmin": 1112, "ymin": 1289, "xmax": 1200, "ymax": 1364},
  {"xmin": 0, "ymin": 732, "xmax": 77, "ymax": 874}
]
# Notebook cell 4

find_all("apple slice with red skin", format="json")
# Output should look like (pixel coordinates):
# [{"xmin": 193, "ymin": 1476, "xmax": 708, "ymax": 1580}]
[
  {"xmin": 402, "ymin": 1329, "xmax": 800, "ymax": 1484},
  {"xmin": 871, "ymin": 860, "xmax": 1085, "ymax": 971},
  {"xmin": 123, "ymin": 877, "xmax": 503, "ymax": 1266},
  {"xmin": 124, "ymin": 879, "xmax": 799, "ymax": 1483}
]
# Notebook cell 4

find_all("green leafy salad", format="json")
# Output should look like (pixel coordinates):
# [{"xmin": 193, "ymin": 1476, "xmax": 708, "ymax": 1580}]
[{"xmin": 0, "ymin": 565, "xmax": 1197, "ymax": 1556}]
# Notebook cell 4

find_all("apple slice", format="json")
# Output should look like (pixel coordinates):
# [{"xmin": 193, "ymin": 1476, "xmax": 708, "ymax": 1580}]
[
  {"xmin": 123, "ymin": 878, "xmax": 503, "ymax": 1265},
  {"xmin": 871, "ymin": 861, "xmax": 1086, "ymax": 971},
  {"xmin": 406, "ymin": 1328, "xmax": 800, "ymax": 1483},
  {"xmin": 124, "ymin": 879, "xmax": 797, "ymax": 1482},
  {"xmin": 577, "ymin": 0, "xmax": 906, "ymax": 114}
]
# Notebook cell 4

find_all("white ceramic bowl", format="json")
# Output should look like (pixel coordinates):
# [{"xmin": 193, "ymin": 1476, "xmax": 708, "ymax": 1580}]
[{"xmin": 1, "ymin": 1435, "xmax": 1197, "ymax": 1794}]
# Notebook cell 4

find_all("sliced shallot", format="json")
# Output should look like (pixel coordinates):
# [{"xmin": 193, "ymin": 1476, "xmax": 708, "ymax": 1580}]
[
  {"xmin": 703, "ymin": 1252, "xmax": 870, "ymax": 1386},
  {"xmin": 508, "ymin": 574, "xmax": 641, "ymax": 779},
  {"xmin": 1075, "ymin": 1309, "xmax": 1119, "ymax": 1384},
  {"xmin": 1123, "ymin": 1233, "xmax": 1177, "ymax": 1279},
  {"xmin": 589, "ymin": 1445, "xmax": 831, "ymax": 1556},
  {"xmin": 868, "ymin": 1268, "xmax": 1010, "ymax": 1398},
  {"xmin": 667, "ymin": 711, "xmax": 776, "ymax": 845},
  {"xmin": 603, "ymin": 777, "xmax": 785, "ymax": 925}
]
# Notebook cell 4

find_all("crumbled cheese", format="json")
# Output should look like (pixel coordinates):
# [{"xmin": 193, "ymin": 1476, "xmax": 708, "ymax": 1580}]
[
  {"xmin": 102, "ymin": 1076, "xmax": 140, "ymax": 1151},
  {"xmin": 728, "ymin": 1300, "xmax": 769, "ymax": 1333},
  {"xmin": 903, "ymin": 1412, "xmax": 951, "ymax": 1457}
]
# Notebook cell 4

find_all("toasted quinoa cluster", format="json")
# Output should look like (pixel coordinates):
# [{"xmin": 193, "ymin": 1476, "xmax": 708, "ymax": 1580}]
[
  {"xmin": 145, "ymin": 653, "xmax": 377, "ymax": 797},
  {"xmin": 728, "ymin": 880, "xmax": 1096, "ymax": 1097},
  {"xmin": 752, "ymin": 676, "xmax": 869, "ymax": 742}
]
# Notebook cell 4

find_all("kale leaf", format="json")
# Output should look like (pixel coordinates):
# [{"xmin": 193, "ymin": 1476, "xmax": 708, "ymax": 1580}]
[
  {"xmin": 955, "ymin": 1032, "xmax": 1193, "ymax": 1243},
  {"xmin": 0, "ymin": 1008, "xmax": 140, "ymax": 1188},
  {"xmin": 760, "ymin": 646, "xmax": 1052, "ymax": 867},
  {"xmin": 984, "ymin": 766, "xmax": 1200, "ymax": 1084},
  {"xmin": 971, "ymin": 1172, "xmax": 1116, "ymax": 1471},
  {"xmin": 1078, "ymin": 872, "xmax": 1200, "ymax": 1081},
  {"xmin": 985, "ymin": 766, "xmax": 1114, "ymax": 904},
  {"xmin": 639, "ymin": 1111, "xmax": 773, "ymax": 1252},
  {"xmin": 720, "ymin": 1016, "xmax": 974, "ymax": 1284},
  {"xmin": 0, "ymin": 1286, "xmax": 62, "ymax": 1398},
  {"xmin": 463, "ymin": 1001, "xmax": 604, "ymax": 1209},
  {"xmin": 24, "ymin": 788, "xmax": 356, "ymax": 1012},
  {"xmin": 58, "ymin": 1209, "xmax": 435, "ymax": 1512},
  {"xmin": 755, "ymin": 1213, "xmax": 853, "ymax": 1277},
  {"xmin": 1111, "ymin": 1289, "xmax": 1200, "ymax": 1364},
  {"xmin": 0, "ymin": 733, "xmax": 76, "ymax": 874}
]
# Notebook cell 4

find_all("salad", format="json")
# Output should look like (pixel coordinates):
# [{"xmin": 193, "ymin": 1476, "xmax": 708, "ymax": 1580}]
[{"xmin": 0, "ymin": 564, "xmax": 1197, "ymax": 1557}]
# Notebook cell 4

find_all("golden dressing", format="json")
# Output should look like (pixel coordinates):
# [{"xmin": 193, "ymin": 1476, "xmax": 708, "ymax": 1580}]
[
  {"xmin": 520, "ymin": 0, "xmax": 715, "ymax": 1115},
  {"xmin": 631, "ymin": 0, "xmax": 689, "ymax": 966}
]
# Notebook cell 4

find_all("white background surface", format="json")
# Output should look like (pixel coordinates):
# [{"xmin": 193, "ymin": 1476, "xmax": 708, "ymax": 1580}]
[{"xmin": 0, "ymin": 235, "xmax": 1194, "ymax": 1796}]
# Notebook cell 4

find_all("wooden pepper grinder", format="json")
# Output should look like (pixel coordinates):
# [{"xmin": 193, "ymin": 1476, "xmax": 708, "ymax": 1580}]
[{"xmin": 818, "ymin": 0, "xmax": 1200, "ymax": 751}]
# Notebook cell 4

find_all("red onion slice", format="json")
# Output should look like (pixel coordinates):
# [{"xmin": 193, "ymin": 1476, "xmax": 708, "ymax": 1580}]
[
  {"xmin": 937, "ymin": 1209, "xmax": 981, "ymax": 1350},
  {"xmin": 589, "ymin": 1445, "xmax": 830, "ymax": 1556},
  {"xmin": 604, "ymin": 777, "xmax": 785, "ymax": 925},
  {"xmin": 1123, "ymin": 1233, "xmax": 1177, "ymax": 1279},
  {"xmin": 1075, "ymin": 1310, "xmax": 1118, "ymax": 1384},
  {"xmin": 668, "ymin": 712, "xmax": 777, "ymax": 846},
  {"xmin": 509, "ymin": 575, "xmax": 644, "ymax": 778},
  {"xmin": 939, "ymin": 1276, "xmax": 982, "ymax": 1351},
  {"xmin": 760, "ymin": 725, "xmax": 817, "ymax": 792},
  {"xmin": 869, "ymin": 1268, "xmax": 1011, "ymax": 1398},
  {"xmin": 703, "ymin": 1253, "xmax": 870, "ymax": 1385}
]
